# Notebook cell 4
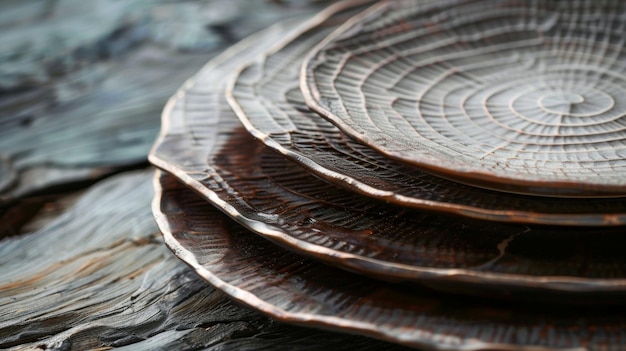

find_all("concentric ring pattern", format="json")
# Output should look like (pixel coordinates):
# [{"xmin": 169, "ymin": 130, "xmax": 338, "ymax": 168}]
[
  {"xmin": 304, "ymin": 0, "xmax": 626, "ymax": 196},
  {"xmin": 227, "ymin": 0, "xmax": 626, "ymax": 225}
]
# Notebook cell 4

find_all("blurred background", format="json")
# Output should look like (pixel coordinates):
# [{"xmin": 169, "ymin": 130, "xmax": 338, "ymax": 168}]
[{"xmin": 0, "ymin": 0, "xmax": 322, "ymax": 235}]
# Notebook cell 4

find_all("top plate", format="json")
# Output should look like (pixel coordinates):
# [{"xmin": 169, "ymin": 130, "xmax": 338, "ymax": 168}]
[
  {"xmin": 303, "ymin": 0, "xmax": 626, "ymax": 197},
  {"xmin": 226, "ymin": 0, "xmax": 626, "ymax": 226}
]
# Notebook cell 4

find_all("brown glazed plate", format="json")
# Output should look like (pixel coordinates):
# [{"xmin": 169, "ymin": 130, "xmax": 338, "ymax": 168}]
[
  {"xmin": 149, "ymin": 10, "xmax": 626, "ymax": 297},
  {"xmin": 302, "ymin": 0, "xmax": 626, "ymax": 197},
  {"xmin": 153, "ymin": 169, "xmax": 626, "ymax": 351},
  {"xmin": 226, "ymin": 0, "xmax": 626, "ymax": 226}
]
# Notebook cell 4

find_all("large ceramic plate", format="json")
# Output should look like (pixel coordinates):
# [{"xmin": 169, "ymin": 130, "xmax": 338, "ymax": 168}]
[
  {"xmin": 303, "ymin": 0, "xmax": 626, "ymax": 197},
  {"xmin": 149, "ymin": 12, "xmax": 626, "ymax": 296},
  {"xmin": 226, "ymin": 0, "xmax": 626, "ymax": 226},
  {"xmin": 153, "ymin": 169, "xmax": 626, "ymax": 351}
]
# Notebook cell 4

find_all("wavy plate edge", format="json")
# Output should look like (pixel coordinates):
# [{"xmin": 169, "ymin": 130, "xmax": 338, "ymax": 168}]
[
  {"xmin": 149, "ymin": 76, "xmax": 626, "ymax": 294},
  {"xmin": 148, "ymin": 12, "xmax": 626, "ymax": 294},
  {"xmin": 152, "ymin": 169, "xmax": 586, "ymax": 351}
]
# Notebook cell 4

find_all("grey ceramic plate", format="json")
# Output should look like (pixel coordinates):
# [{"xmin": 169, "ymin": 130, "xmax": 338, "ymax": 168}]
[
  {"xmin": 303, "ymin": 0, "xmax": 626, "ymax": 197},
  {"xmin": 149, "ymin": 12, "xmax": 626, "ymax": 297},
  {"xmin": 227, "ymin": 0, "xmax": 626, "ymax": 226},
  {"xmin": 153, "ymin": 169, "xmax": 626, "ymax": 351}
]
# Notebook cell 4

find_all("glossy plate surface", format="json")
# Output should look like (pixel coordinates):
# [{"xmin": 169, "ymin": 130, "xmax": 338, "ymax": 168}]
[
  {"xmin": 227, "ymin": 0, "xmax": 626, "ymax": 226},
  {"xmin": 303, "ymin": 0, "xmax": 626, "ymax": 197},
  {"xmin": 153, "ymin": 169, "xmax": 626, "ymax": 351},
  {"xmin": 149, "ymin": 13, "xmax": 626, "ymax": 295}
]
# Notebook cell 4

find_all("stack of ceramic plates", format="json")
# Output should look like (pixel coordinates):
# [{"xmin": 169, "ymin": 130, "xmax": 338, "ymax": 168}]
[{"xmin": 150, "ymin": 1, "xmax": 626, "ymax": 349}]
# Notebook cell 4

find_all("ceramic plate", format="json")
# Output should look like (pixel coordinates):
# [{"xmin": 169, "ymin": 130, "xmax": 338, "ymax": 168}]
[
  {"xmin": 303, "ymin": 0, "xmax": 626, "ymax": 197},
  {"xmin": 227, "ymin": 0, "xmax": 626, "ymax": 226}
]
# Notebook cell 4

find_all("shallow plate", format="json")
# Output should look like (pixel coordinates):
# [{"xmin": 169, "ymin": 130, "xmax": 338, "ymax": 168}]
[
  {"xmin": 153, "ymin": 169, "xmax": 626, "ymax": 351},
  {"xmin": 227, "ymin": 0, "xmax": 626, "ymax": 226},
  {"xmin": 149, "ymin": 15, "xmax": 626, "ymax": 296},
  {"xmin": 303, "ymin": 0, "xmax": 626, "ymax": 197}
]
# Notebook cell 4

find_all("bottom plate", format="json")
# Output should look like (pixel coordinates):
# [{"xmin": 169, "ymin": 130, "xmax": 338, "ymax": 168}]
[{"xmin": 153, "ymin": 170, "xmax": 626, "ymax": 351}]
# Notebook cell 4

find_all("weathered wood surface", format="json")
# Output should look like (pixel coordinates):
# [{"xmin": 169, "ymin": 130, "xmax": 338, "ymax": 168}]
[
  {"xmin": 0, "ymin": 171, "xmax": 405, "ymax": 350},
  {"xmin": 0, "ymin": 1, "xmax": 409, "ymax": 349},
  {"xmin": 0, "ymin": 0, "xmax": 318, "ymax": 201}
]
